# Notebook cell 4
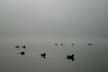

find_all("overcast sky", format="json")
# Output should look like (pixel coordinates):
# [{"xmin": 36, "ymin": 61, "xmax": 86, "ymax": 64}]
[{"xmin": 0, "ymin": 0, "xmax": 108, "ymax": 40}]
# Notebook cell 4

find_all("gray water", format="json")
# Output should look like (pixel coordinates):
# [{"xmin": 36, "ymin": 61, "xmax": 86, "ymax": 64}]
[
  {"xmin": 0, "ymin": 38, "xmax": 108, "ymax": 72},
  {"xmin": 0, "ymin": 0, "xmax": 108, "ymax": 72}
]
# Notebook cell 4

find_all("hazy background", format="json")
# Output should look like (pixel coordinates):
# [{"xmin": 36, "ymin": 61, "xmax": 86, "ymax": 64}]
[{"xmin": 0, "ymin": 0, "xmax": 108, "ymax": 72}]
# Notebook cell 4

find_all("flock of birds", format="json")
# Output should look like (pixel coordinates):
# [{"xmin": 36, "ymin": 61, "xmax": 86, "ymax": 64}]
[{"xmin": 15, "ymin": 42, "xmax": 93, "ymax": 61}]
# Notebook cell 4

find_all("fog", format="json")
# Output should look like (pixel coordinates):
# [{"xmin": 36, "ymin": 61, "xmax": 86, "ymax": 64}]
[{"xmin": 0, "ymin": 0, "xmax": 108, "ymax": 72}]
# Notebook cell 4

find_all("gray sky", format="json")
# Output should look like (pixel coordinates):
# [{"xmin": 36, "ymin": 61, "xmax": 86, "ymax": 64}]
[{"xmin": 0, "ymin": 0, "xmax": 108, "ymax": 40}]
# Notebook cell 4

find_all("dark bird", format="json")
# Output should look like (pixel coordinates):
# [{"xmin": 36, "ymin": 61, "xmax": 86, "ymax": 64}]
[
  {"xmin": 41, "ymin": 53, "xmax": 46, "ymax": 59},
  {"xmin": 61, "ymin": 43, "xmax": 63, "ymax": 46},
  {"xmin": 67, "ymin": 54, "xmax": 75, "ymax": 61},
  {"xmin": 54, "ymin": 43, "xmax": 58, "ymax": 46},
  {"xmin": 88, "ymin": 43, "xmax": 93, "ymax": 46},
  {"xmin": 16, "ymin": 45, "xmax": 20, "ymax": 49},
  {"xmin": 72, "ymin": 43, "xmax": 75, "ymax": 46},
  {"xmin": 22, "ymin": 45, "xmax": 26, "ymax": 49},
  {"xmin": 20, "ymin": 51, "xmax": 25, "ymax": 55}
]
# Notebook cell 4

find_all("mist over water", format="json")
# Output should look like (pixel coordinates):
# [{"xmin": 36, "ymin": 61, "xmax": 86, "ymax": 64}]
[{"xmin": 0, "ymin": 0, "xmax": 108, "ymax": 72}]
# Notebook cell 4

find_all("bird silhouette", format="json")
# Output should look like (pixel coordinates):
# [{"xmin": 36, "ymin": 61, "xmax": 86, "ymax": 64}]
[
  {"xmin": 16, "ymin": 45, "xmax": 20, "ymax": 49},
  {"xmin": 22, "ymin": 45, "xmax": 26, "ymax": 49},
  {"xmin": 61, "ymin": 43, "xmax": 63, "ymax": 46},
  {"xmin": 67, "ymin": 54, "xmax": 75, "ymax": 61},
  {"xmin": 41, "ymin": 53, "xmax": 46, "ymax": 59},
  {"xmin": 88, "ymin": 43, "xmax": 93, "ymax": 46}
]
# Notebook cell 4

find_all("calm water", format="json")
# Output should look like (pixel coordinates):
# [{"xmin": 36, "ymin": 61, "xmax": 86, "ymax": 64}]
[{"xmin": 0, "ymin": 38, "xmax": 108, "ymax": 72}]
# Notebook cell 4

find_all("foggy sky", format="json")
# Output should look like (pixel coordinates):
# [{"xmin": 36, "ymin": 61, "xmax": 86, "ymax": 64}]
[{"xmin": 0, "ymin": 0, "xmax": 108, "ymax": 40}]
